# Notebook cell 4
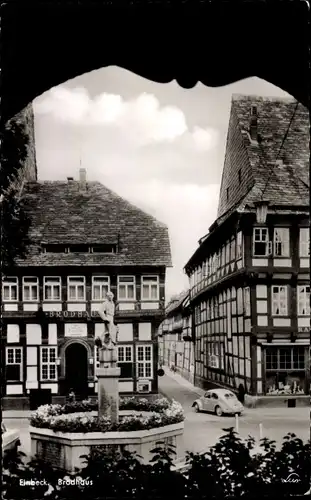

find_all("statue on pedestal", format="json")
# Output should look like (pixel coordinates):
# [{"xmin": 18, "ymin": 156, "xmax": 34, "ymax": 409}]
[{"xmin": 95, "ymin": 291, "xmax": 118, "ymax": 366}]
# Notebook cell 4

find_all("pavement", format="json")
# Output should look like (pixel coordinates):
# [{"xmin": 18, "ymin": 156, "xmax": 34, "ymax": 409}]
[{"xmin": 3, "ymin": 368, "xmax": 309, "ymax": 461}]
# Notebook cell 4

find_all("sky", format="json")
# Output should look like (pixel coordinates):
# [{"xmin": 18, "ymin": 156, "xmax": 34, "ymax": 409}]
[{"xmin": 33, "ymin": 68, "xmax": 291, "ymax": 301}]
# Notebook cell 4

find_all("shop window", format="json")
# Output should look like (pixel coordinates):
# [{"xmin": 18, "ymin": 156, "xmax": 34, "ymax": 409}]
[{"xmin": 265, "ymin": 347, "xmax": 306, "ymax": 395}]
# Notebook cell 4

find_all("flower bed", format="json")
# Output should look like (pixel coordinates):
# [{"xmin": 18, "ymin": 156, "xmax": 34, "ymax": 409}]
[{"xmin": 29, "ymin": 397, "xmax": 184, "ymax": 433}]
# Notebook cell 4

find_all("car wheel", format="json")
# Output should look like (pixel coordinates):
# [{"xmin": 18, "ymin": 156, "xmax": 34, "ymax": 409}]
[
  {"xmin": 194, "ymin": 403, "xmax": 200, "ymax": 413},
  {"xmin": 215, "ymin": 405, "xmax": 223, "ymax": 417}
]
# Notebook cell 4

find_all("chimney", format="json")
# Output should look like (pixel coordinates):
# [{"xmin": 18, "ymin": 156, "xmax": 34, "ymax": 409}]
[
  {"xmin": 249, "ymin": 105, "xmax": 258, "ymax": 141},
  {"xmin": 67, "ymin": 177, "xmax": 74, "ymax": 182},
  {"xmin": 79, "ymin": 168, "xmax": 87, "ymax": 189}
]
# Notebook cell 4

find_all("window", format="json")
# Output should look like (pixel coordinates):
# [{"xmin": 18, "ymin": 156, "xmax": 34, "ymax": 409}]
[
  {"xmin": 225, "ymin": 243, "xmax": 230, "ymax": 264},
  {"xmin": 92, "ymin": 276, "xmax": 110, "ymax": 301},
  {"xmin": 141, "ymin": 276, "xmax": 159, "ymax": 300},
  {"xmin": 68, "ymin": 276, "xmax": 85, "ymax": 301},
  {"xmin": 236, "ymin": 231, "xmax": 242, "ymax": 260},
  {"xmin": 230, "ymin": 238, "xmax": 236, "ymax": 261},
  {"xmin": 244, "ymin": 287, "xmax": 251, "ymax": 316},
  {"xmin": 266, "ymin": 347, "xmax": 305, "ymax": 370},
  {"xmin": 6, "ymin": 347, "xmax": 22, "ymax": 381},
  {"xmin": 297, "ymin": 286, "xmax": 310, "ymax": 316},
  {"xmin": 44, "ymin": 277, "xmax": 61, "ymax": 301},
  {"xmin": 118, "ymin": 276, "xmax": 135, "ymax": 300},
  {"xmin": 118, "ymin": 345, "xmax": 134, "ymax": 378},
  {"xmin": 299, "ymin": 228, "xmax": 310, "ymax": 257},
  {"xmin": 273, "ymin": 228, "xmax": 290, "ymax": 257},
  {"xmin": 253, "ymin": 228, "xmax": 271, "ymax": 256},
  {"xmin": 136, "ymin": 345, "xmax": 152, "ymax": 379},
  {"xmin": 44, "ymin": 245, "xmax": 68, "ymax": 253},
  {"xmin": 68, "ymin": 245, "xmax": 89, "ymax": 253},
  {"xmin": 237, "ymin": 288, "xmax": 243, "ymax": 315},
  {"xmin": 272, "ymin": 286, "xmax": 288, "ymax": 316},
  {"xmin": 238, "ymin": 169, "xmax": 242, "ymax": 183},
  {"xmin": 40, "ymin": 347, "xmax": 57, "ymax": 381},
  {"xmin": 226, "ymin": 187, "xmax": 229, "ymax": 200},
  {"xmin": 92, "ymin": 244, "xmax": 117, "ymax": 253},
  {"xmin": 2, "ymin": 277, "xmax": 18, "ymax": 301},
  {"xmin": 208, "ymin": 343, "xmax": 219, "ymax": 368},
  {"xmin": 22, "ymin": 277, "xmax": 39, "ymax": 301}
]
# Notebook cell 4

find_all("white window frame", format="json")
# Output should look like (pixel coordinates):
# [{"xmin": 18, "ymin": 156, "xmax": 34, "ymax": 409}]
[
  {"xmin": 272, "ymin": 286, "xmax": 288, "ymax": 316},
  {"xmin": 118, "ymin": 276, "xmax": 136, "ymax": 301},
  {"xmin": 22, "ymin": 277, "xmax": 39, "ymax": 302},
  {"xmin": 118, "ymin": 345, "xmax": 133, "ymax": 362},
  {"xmin": 67, "ymin": 276, "xmax": 86, "ymax": 302},
  {"xmin": 43, "ymin": 276, "xmax": 62, "ymax": 301},
  {"xmin": 40, "ymin": 346, "xmax": 57, "ymax": 381},
  {"xmin": 136, "ymin": 344, "xmax": 153, "ymax": 379},
  {"xmin": 236, "ymin": 231, "xmax": 243, "ymax": 260},
  {"xmin": 6, "ymin": 347, "xmax": 23, "ymax": 382},
  {"xmin": 297, "ymin": 286, "xmax": 310, "ymax": 316},
  {"xmin": 273, "ymin": 228, "xmax": 290, "ymax": 257},
  {"xmin": 244, "ymin": 287, "xmax": 251, "ymax": 316},
  {"xmin": 299, "ymin": 228, "xmax": 310, "ymax": 257},
  {"xmin": 2, "ymin": 277, "xmax": 18, "ymax": 302},
  {"xmin": 207, "ymin": 343, "xmax": 220, "ymax": 368},
  {"xmin": 141, "ymin": 275, "xmax": 159, "ymax": 301},
  {"xmin": 253, "ymin": 228, "xmax": 272, "ymax": 257},
  {"xmin": 92, "ymin": 275, "xmax": 110, "ymax": 301}
]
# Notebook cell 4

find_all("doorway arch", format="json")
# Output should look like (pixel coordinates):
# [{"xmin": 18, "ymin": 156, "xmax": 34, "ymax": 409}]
[{"xmin": 64, "ymin": 342, "xmax": 88, "ymax": 398}]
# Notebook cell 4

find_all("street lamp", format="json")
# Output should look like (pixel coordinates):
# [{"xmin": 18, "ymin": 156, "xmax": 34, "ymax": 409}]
[{"xmin": 254, "ymin": 201, "xmax": 269, "ymax": 224}]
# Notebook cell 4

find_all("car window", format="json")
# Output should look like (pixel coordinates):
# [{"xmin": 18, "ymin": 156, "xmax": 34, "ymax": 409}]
[
  {"xmin": 211, "ymin": 393, "xmax": 218, "ymax": 399},
  {"xmin": 1, "ymin": 423, "xmax": 6, "ymax": 434},
  {"xmin": 204, "ymin": 392, "xmax": 211, "ymax": 398},
  {"xmin": 224, "ymin": 393, "xmax": 235, "ymax": 399}
]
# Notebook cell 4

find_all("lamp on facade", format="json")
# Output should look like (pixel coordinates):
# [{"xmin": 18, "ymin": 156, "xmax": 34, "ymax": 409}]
[
  {"xmin": 56, "ymin": 357, "xmax": 61, "ymax": 366},
  {"xmin": 254, "ymin": 201, "xmax": 269, "ymax": 224},
  {"xmin": 89, "ymin": 357, "xmax": 94, "ymax": 365}
]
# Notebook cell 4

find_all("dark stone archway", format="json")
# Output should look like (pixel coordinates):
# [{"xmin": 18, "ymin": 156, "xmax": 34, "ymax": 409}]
[{"xmin": 1, "ymin": 0, "xmax": 309, "ymax": 123}]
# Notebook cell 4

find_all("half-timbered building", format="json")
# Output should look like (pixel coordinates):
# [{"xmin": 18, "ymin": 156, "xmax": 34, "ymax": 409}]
[
  {"xmin": 2, "ymin": 166, "xmax": 171, "ymax": 409},
  {"xmin": 158, "ymin": 291, "xmax": 194, "ymax": 383},
  {"xmin": 184, "ymin": 95, "xmax": 310, "ymax": 403}
]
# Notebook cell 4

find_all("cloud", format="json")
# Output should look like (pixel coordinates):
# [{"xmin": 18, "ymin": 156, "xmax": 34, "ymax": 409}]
[
  {"xmin": 105, "ymin": 178, "xmax": 220, "ymax": 299},
  {"xmin": 34, "ymin": 86, "xmax": 219, "ymax": 151}
]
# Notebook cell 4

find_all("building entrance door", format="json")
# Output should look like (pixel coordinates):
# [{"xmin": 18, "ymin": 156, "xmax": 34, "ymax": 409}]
[{"xmin": 65, "ymin": 343, "xmax": 88, "ymax": 398}]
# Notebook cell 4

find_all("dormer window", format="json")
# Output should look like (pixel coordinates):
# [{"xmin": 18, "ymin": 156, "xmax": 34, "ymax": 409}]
[
  {"xmin": 91, "ymin": 244, "xmax": 117, "ymax": 254},
  {"xmin": 43, "ymin": 245, "xmax": 68, "ymax": 253},
  {"xmin": 69, "ymin": 245, "xmax": 90, "ymax": 253}
]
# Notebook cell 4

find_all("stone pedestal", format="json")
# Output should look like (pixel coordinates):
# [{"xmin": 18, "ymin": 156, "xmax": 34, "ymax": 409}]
[{"xmin": 97, "ymin": 348, "xmax": 120, "ymax": 424}]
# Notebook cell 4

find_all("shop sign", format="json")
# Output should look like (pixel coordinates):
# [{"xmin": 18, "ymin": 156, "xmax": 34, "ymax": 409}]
[
  {"xmin": 64, "ymin": 323, "xmax": 88, "ymax": 337},
  {"xmin": 45, "ymin": 310, "xmax": 100, "ymax": 318},
  {"xmin": 298, "ymin": 327, "xmax": 309, "ymax": 333}
]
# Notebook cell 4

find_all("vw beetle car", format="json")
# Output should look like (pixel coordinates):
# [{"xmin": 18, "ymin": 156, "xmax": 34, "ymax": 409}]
[
  {"xmin": 192, "ymin": 388, "xmax": 244, "ymax": 416},
  {"xmin": 1, "ymin": 422, "xmax": 20, "ymax": 453}
]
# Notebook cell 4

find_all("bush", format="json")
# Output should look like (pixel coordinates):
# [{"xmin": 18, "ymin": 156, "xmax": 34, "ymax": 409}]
[
  {"xmin": 29, "ymin": 398, "xmax": 184, "ymax": 433},
  {"xmin": 2, "ymin": 428, "xmax": 310, "ymax": 499}
]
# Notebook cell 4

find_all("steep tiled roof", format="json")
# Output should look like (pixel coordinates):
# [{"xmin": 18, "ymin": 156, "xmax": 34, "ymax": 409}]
[
  {"xmin": 217, "ymin": 95, "xmax": 309, "ymax": 218},
  {"xmin": 166, "ymin": 290, "xmax": 189, "ymax": 315},
  {"xmin": 17, "ymin": 180, "xmax": 172, "ymax": 267}
]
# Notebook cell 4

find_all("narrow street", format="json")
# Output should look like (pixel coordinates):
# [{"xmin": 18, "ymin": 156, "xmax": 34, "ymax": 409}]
[{"xmin": 159, "ymin": 372, "xmax": 310, "ymax": 459}]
